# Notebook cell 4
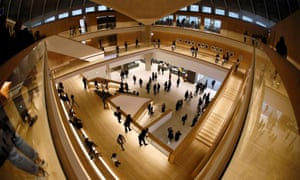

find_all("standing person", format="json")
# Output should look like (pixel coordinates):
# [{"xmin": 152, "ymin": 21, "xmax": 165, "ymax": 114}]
[
  {"xmin": 82, "ymin": 77, "xmax": 88, "ymax": 90},
  {"xmin": 70, "ymin": 94, "xmax": 79, "ymax": 107},
  {"xmin": 275, "ymin": 36, "xmax": 287, "ymax": 58},
  {"xmin": 139, "ymin": 78, "xmax": 143, "ymax": 88},
  {"xmin": 133, "ymin": 75, "xmax": 137, "ymax": 84},
  {"xmin": 157, "ymin": 83, "xmax": 160, "ymax": 93},
  {"xmin": 135, "ymin": 39, "xmax": 139, "ymax": 48},
  {"xmin": 111, "ymin": 153, "xmax": 121, "ymax": 167},
  {"xmin": 176, "ymin": 78, "xmax": 180, "ymax": 87},
  {"xmin": 116, "ymin": 45, "xmax": 119, "ymax": 56},
  {"xmin": 138, "ymin": 128, "xmax": 149, "ymax": 146},
  {"xmin": 190, "ymin": 46, "xmax": 195, "ymax": 56},
  {"xmin": 114, "ymin": 106, "xmax": 122, "ymax": 123},
  {"xmin": 181, "ymin": 114, "xmax": 188, "ymax": 125},
  {"xmin": 235, "ymin": 59, "xmax": 240, "ymax": 72},
  {"xmin": 167, "ymin": 127, "xmax": 174, "ymax": 144},
  {"xmin": 211, "ymin": 80, "xmax": 216, "ymax": 89},
  {"xmin": 0, "ymin": 88, "xmax": 48, "ymax": 177},
  {"xmin": 171, "ymin": 40, "xmax": 176, "ymax": 51},
  {"xmin": 161, "ymin": 103, "xmax": 166, "ymax": 113},
  {"xmin": 191, "ymin": 115, "xmax": 199, "ymax": 127},
  {"xmin": 157, "ymin": 39, "xmax": 160, "ymax": 48},
  {"xmin": 184, "ymin": 90, "xmax": 189, "ymax": 101},
  {"xmin": 124, "ymin": 114, "xmax": 132, "ymax": 133},
  {"xmin": 174, "ymin": 130, "xmax": 182, "ymax": 142},
  {"xmin": 124, "ymin": 41, "xmax": 128, "ymax": 51},
  {"xmin": 116, "ymin": 134, "xmax": 126, "ymax": 151}
]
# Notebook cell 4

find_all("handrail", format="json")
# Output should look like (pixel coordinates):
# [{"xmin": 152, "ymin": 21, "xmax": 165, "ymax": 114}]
[
  {"xmin": 260, "ymin": 44, "xmax": 300, "ymax": 134},
  {"xmin": 194, "ymin": 47, "xmax": 255, "ymax": 179},
  {"xmin": 0, "ymin": 41, "xmax": 41, "ymax": 85},
  {"xmin": 168, "ymin": 61, "xmax": 234, "ymax": 163}
]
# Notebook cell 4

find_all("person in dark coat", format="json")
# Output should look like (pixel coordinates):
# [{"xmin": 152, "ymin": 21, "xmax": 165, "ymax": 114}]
[
  {"xmin": 275, "ymin": 36, "xmax": 287, "ymax": 58},
  {"xmin": 174, "ymin": 130, "xmax": 182, "ymax": 141},
  {"xmin": 124, "ymin": 114, "xmax": 132, "ymax": 133},
  {"xmin": 138, "ymin": 128, "xmax": 149, "ymax": 146},
  {"xmin": 0, "ymin": 82, "xmax": 48, "ymax": 177},
  {"xmin": 167, "ymin": 127, "xmax": 174, "ymax": 144},
  {"xmin": 181, "ymin": 114, "xmax": 188, "ymax": 125}
]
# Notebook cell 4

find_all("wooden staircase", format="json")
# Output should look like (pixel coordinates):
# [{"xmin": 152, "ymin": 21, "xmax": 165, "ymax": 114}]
[{"xmin": 195, "ymin": 76, "xmax": 242, "ymax": 147}]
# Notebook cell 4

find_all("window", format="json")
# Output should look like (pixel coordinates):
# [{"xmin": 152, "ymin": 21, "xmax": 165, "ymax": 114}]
[
  {"xmin": 98, "ymin": 5, "xmax": 107, "ymax": 11},
  {"xmin": 215, "ymin": 8, "xmax": 225, "ymax": 16},
  {"xmin": 180, "ymin": 7, "xmax": 187, "ymax": 11},
  {"xmin": 58, "ymin": 12, "xmax": 69, "ymax": 19},
  {"xmin": 242, "ymin": 15, "xmax": 253, "ymax": 22},
  {"xmin": 44, "ymin": 16, "xmax": 55, "ymax": 23},
  {"xmin": 190, "ymin": 5, "xmax": 199, "ymax": 12},
  {"xmin": 85, "ymin": 7, "xmax": 95, "ymax": 13},
  {"xmin": 177, "ymin": 15, "xmax": 186, "ymax": 22},
  {"xmin": 162, "ymin": 15, "xmax": 173, "ymax": 21},
  {"xmin": 256, "ymin": 21, "xmax": 266, "ymax": 27},
  {"xmin": 214, "ymin": 20, "xmax": 222, "ymax": 28},
  {"xmin": 204, "ymin": 18, "xmax": 211, "ymax": 27},
  {"xmin": 228, "ymin": 11, "xmax": 239, "ymax": 19},
  {"xmin": 202, "ymin": 6, "xmax": 212, "ymax": 14},
  {"xmin": 189, "ymin": 16, "xmax": 198, "ymax": 24},
  {"xmin": 72, "ymin": 9, "xmax": 82, "ymax": 16},
  {"xmin": 31, "ymin": 21, "xmax": 42, "ymax": 28}
]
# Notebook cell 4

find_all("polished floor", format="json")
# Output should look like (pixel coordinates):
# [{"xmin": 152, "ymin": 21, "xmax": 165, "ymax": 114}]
[{"xmin": 1, "ymin": 33, "xmax": 299, "ymax": 179}]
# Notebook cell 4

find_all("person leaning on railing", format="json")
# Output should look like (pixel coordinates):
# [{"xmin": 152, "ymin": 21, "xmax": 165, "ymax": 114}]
[{"xmin": 0, "ymin": 81, "xmax": 48, "ymax": 177}]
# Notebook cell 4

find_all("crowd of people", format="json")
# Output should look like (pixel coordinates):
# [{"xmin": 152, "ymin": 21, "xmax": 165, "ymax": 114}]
[
  {"xmin": 107, "ymin": 60, "xmax": 217, "ymax": 149},
  {"xmin": 57, "ymin": 81, "xmax": 101, "ymax": 161}
]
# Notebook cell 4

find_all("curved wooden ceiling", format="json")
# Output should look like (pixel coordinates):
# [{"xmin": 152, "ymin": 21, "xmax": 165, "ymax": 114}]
[{"xmin": 81, "ymin": 0, "xmax": 198, "ymax": 25}]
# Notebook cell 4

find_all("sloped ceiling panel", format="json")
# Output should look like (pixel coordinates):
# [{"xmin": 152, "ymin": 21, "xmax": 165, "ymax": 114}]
[{"xmin": 89, "ymin": 0, "xmax": 200, "ymax": 25}]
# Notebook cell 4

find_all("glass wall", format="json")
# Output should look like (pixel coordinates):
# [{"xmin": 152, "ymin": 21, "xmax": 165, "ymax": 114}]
[
  {"xmin": 176, "ymin": 15, "xmax": 200, "ymax": 29},
  {"xmin": 204, "ymin": 18, "xmax": 222, "ymax": 33}
]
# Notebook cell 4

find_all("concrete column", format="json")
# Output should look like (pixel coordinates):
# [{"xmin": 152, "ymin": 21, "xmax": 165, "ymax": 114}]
[
  {"xmin": 144, "ymin": 52, "xmax": 152, "ymax": 71},
  {"xmin": 143, "ymin": 25, "xmax": 152, "ymax": 46},
  {"xmin": 106, "ymin": 64, "xmax": 111, "ymax": 79}
]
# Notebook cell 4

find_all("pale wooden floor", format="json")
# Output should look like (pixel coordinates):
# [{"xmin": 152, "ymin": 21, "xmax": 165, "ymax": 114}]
[{"xmin": 1, "ymin": 32, "xmax": 299, "ymax": 179}]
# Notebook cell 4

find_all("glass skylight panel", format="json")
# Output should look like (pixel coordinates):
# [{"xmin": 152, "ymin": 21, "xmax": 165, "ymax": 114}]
[
  {"xmin": 242, "ymin": 15, "xmax": 253, "ymax": 22},
  {"xmin": 44, "ymin": 16, "xmax": 55, "ymax": 23},
  {"xmin": 256, "ymin": 21, "xmax": 266, "ymax": 27},
  {"xmin": 85, "ymin": 7, "xmax": 95, "ymax": 13},
  {"xmin": 180, "ymin": 7, "xmax": 187, "ymax": 11},
  {"xmin": 98, "ymin": 5, "xmax": 107, "ymax": 11},
  {"xmin": 215, "ymin": 8, "xmax": 225, "ymax": 16},
  {"xmin": 58, "ymin": 12, "xmax": 69, "ymax": 19},
  {"xmin": 190, "ymin": 5, "xmax": 199, "ymax": 12},
  {"xmin": 72, "ymin": 9, "xmax": 82, "ymax": 16},
  {"xmin": 228, "ymin": 11, "xmax": 239, "ymax": 19},
  {"xmin": 202, "ymin": 6, "xmax": 212, "ymax": 13}
]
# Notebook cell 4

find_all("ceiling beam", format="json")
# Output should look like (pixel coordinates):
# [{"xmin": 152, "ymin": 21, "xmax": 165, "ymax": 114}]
[
  {"xmin": 6, "ymin": 0, "xmax": 12, "ymax": 18},
  {"xmin": 275, "ymin": 0, "xmax": 281, "ymax": 20},
  {"xmin": 263, "ymin": 0, "xmax": 269, "ymax": 19},
  {"xmin": 286, "ymin": 0, "xmax": 291, "ymax": 14},
  {"xmin": 223, "ymin": 0, "xmax": 228, "ymax": 10},
  {"xmin": 56, "ymin": 0, "xmax": 60, "ymax": 11},
  {"xmin": 29, "ymin": 0, "xmax": 34, "ymax": 21},
  {"xmin": 249, "ymin": 0, "xmax": 255, "ymax": 14},
  {"xmin": 17, "ymin": 0, "xmax": 22, "ymax": 20},
  {"xmin": 69, "ymin": 0, "xmax": 73, "ymax": 9},
  {"xmin": 236, "ymin": 0, "xmax": 241, "ymax": 11}
]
